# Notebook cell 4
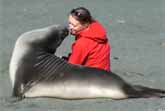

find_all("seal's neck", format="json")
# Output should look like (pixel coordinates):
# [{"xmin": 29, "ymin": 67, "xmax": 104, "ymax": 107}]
[{"xmin": 34, "ymin": 51, "xmax": 69, "ymax": 74}]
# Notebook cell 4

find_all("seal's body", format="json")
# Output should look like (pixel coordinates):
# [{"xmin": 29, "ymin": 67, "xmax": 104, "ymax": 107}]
[{"xmin": 9, "ymin": 25, "xmax": 165, "ymax": 100}]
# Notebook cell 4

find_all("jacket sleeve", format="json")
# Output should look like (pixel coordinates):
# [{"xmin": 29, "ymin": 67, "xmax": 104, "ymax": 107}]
[{"xmin": 68, "ymin": 40, "xmax": 89, "ymax": 65}]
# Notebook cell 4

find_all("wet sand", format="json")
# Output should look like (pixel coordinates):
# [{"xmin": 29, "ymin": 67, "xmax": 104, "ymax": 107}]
[{"xmin": 0, "ymin": 0, "xmax": 165, "ymax": 110}]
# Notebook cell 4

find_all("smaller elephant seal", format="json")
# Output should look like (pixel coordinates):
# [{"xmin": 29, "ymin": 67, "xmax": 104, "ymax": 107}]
[{"xmin": 9, "ymin": 25, "xmax": 165, "ymax": 100}]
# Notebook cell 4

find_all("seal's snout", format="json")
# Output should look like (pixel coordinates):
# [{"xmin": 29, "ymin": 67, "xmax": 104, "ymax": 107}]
[
  {"xmin": 62, "ymin": 23, "xmax": 69, "ymax": 37},
  {"xmin": 59, "ymin": 25, "xmax": 69, "ymax": 41},
  {"xmin": 64, "ymin": 26, "xmax": 69, "ymax": 37}
]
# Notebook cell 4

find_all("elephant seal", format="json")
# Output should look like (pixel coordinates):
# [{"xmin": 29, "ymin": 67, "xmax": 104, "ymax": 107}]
[
  {"xmin": 9, "ymin": 25, "xmax": 165, "ymax": 100},
  {"xmin": 9, "ymin": 25, "xmax": 68, "ymax": 97}
]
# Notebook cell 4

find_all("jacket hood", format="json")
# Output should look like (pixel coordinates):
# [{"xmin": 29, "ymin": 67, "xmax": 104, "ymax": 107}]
[{"xmin": 76, "ymin": 20, "xmax": 108, "ymax": 43}]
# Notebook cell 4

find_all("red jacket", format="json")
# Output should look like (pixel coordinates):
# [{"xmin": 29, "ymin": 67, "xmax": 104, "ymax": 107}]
[{"xmin": 68, "ymin": 20, "xmax": 111, "ymax": 71}]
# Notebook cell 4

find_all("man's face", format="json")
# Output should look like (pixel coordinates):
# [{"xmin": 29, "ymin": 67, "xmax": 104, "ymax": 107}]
[{"xmin": 68, "ymin": 15, "xmax": 88, "ymax": 35}]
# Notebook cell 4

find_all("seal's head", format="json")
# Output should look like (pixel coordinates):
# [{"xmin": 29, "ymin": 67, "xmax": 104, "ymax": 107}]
[
  {"xmin": 43, "ymin": 25, "xmax": 69, "ymax": 53},
  {"xmin": 17, "ymin": 25, "xmax": 69, "ymax": 54},
  {"xmin": 50, "ymin": 25, "xmax": 68, "ymax": 45}
]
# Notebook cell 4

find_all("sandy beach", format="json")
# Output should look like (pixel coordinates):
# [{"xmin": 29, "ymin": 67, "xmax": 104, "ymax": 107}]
[{"xmin": 0, "ymin": 0, "xmax": 165, "ymax": 110}]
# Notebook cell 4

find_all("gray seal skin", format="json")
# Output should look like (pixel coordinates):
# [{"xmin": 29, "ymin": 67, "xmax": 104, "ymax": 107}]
[{"xmin": 9, "ymin": 25, "xmax": 165, "ymax": 100}]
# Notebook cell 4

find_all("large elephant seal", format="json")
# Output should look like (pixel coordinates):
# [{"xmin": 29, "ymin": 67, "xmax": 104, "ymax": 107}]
[{"xmin": 9, "ymin": 25, "xmax": 165, "ymax": 100}]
